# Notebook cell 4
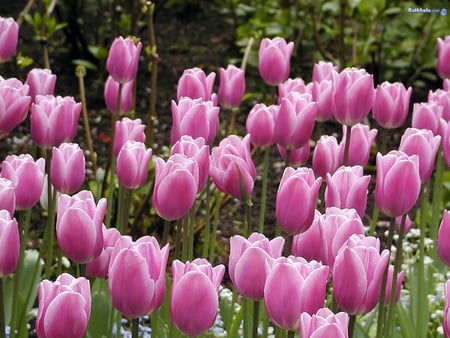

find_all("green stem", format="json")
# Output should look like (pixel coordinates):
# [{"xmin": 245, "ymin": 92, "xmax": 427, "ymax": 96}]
[
  {"xmin": 243, "ymin": 298, "xmax": 252, "ymax": 338},
  {"xmin": 245, "ymin": 200, "xmax": 252, "ymax": 237},
  {"xmin": 287, "ymin": 330, "xmax": 295, "ymax": 338},
  {"xmin": 229, "ymin": 302, "xmax": 244, "ymax": 338},
  {"xmin": 253, "ymin": 300, "xmax": 260, "ymax": 338},
  {"xmin": 430, "ymin": 148, "xmax": 444, "ymax": 260},
  {"xmin": 343, "ymin": 124, "xmax": 352, "ymax": 166},
  {"xmin": 258, "ymin": 147, "xmax": 270, "ymax": 233},
  {"xmin": 161, "ymin": 220, "xmax": 171, "ymax": 246},
  {"xmin": 261, "ymin": 302, "xmax": 269, "ymax": 338},
  {"xmin": 188, "ymin": 208, "xmax": 195, "ymax": 260},
  {"xmin": 369, "ymin": 205, "xmax": 379, "ymax": 236},
  {"xmin": 417, "ymin": 183, "xmax": 429, "ymax": 338},
  {"xmin": 119, "ymin": 187, "xmax": 132, "ymax": 235},
  {"xmin": 202, "ymin": 179, "xmax": 212, "ymax": 257},
  {"xmin": 208, "ymin": 191, "xmax": 222, "ymax": 262},
  {"xmin": 0, "ymin": 279, "xmax": 5, "ymax": 338},
  {"xmin": 274, "ymin": 326, "xmax": 285, "ymax": 338},
  {"xmin": 78, "ymin": 263, "xmax": 86, "ymax": 278},
  {"xmin": 132, "ymin": 317, "xmax": 139, "ymax": 338},
  {"xmin": 182, "ymin": 214, "xmax": 189, "ymax": 261},
  {"xmin": 348, "ymin": 314, "xmax": 356, "ymax": 338},
  {"xmin": 175, "ymin": 218, "xmax": 182, "ymax": 260},
  {"xmin": 44, "ymin": 149, "xmax": 57, "ymax": 279},
  {"xmin": 284, "ymin": 148, "xmax": 291, "ymax": 169}
]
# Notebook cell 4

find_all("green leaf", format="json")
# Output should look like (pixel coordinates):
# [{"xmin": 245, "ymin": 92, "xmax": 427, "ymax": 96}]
[{"xmin": 86, "ymin": 278, "xmax": 114, "ymax": 338}]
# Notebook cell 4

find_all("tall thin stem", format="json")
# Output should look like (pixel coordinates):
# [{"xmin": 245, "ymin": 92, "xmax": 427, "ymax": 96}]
[
  {"xmin": 208, "ymin": 191, "xmax": 222, "ymax": 262},
  {"xmin": 0, "ymin": 279, "xmax": 5, "ymax": 338},
  {"xmin": 342, "ymin": 124, "xmax": 352, "ymax": 166},
  {"xmin": 348, "ymin": 314, "xmax": 356, "ymax": 338},
  {"xmin": 44, "ymin": 149, "xmax": 57, "ymax": 278},
  {"xmin": 132, "ymin": 317, "xmax": 139, "ymax": 338},
  {"xmin": 258, "ymin": 147, "xmax": 270, "ymax": 233},
  {"xmin": 417, "ymin": 183, "xmax": 429, "ymax": 338},
  {"xmin": 202, "ymin": 179, "xmax": 212, "ymax": 257},
  {"xmin": 253, "ymin": 300, "xmax": 260, "ymax": 338}
]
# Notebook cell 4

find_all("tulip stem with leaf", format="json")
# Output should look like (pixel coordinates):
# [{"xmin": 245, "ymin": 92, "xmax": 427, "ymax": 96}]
[{"xmin": 0, "ymin": 279, "xmax": 5, "ymax": 338}]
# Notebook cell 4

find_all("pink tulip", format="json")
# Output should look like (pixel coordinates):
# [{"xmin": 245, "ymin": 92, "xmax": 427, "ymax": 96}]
[
  {"xmin": 246, "ymin": 103, "xmax": 278, "ymax": 147},
  {"xmin": 116, "ymin": 141, "xmax": 152, "ymax": 190},
  {"xmin": 56, "ymin": 190, "xmax": 106, "ymax": 264},
  {"xmin": 106, "ymin": 36, "xmax": 142, "ymax": 84},
  {"xmin": 104, "ymin": 76, "xmax": 134, "ymax": 114},
  {"xmin": 275, "ymin": 92, "xmax": 317, "ymax": 149},
  {"xmin": 277, "ymin": 142, "xmax": 310, "ymax": 167},
  {"xmin": 312, "ymin": 135, "xmax": 341, "ymax": 178},
  {"xmin": 217, "ymin": 64, "xmax": 245, "ymax": 108},
  {"xmin": 258, "ymin": 37, "xmax": 294, "ymax": 86},
  {"xmin": 411, "ymin": 102, "xmax": 446, "ymax": 137},
  {"xmin": 264, "ymin": 256, "xmax": 329, "ymax": 331},
  {"xmin": 395, "ymin": 214, "xmax": 413, "ymax": 234},
  {"xmin": 291, "ymin": 210, "xmax": 322, "ymax": 261},
  {"xmin": 278, "ymin": 78, "xmax": 311, "ymax": 102},
  {"xmin": 1, "ymin": 154, "xmax": 45, "ymax": 210},
  {"xmin": 0, "ymin": 77, "xmax": 31, "ymax": 137},
  {"xmin": 0, "ymin": 210, "xmax": 19, "ymax": 277},
  {"xmin": 398, "ymin": 127, "xmax": 441, "ymax": 182},
  {"xmin": 312, "ymin": 79, "xmax": 334, "ymax": 121},
  {"xmin": 25, "ymin": 68, "xmax": 57, "ymax": 103},
  {"xmin": 113, "ymin": 117, "xmax": 146, "ymax": 157},
  {"xmin": 170, "ymin": 259, "xmax": 225, "ymax": 337},
  {"xmin": 325, "ymin": 166, "xmax": 370, "ymax": 218},
  {"xmin": 372, "ymin": 81, "xmax": 412, "ymax": 129},
  {"xmin": 36, "ymin": 273, "xmax": 90, "ymax": 338},
  {"xmin": 443, "ymin": 280, "xmax": 450, "ymax": 337},
  {"xmin": 30, "ymin": 95, "xmax": 82, "ymax": 148},
  {"xmin": 428, "ymin": 88, "xmax": 450, "ymax": 121},
  {"xmin": 375, "ymin": 151, "xmax": 421, "ymax": 218},
  {"xmin": 229, "ymin": 232, "xmax": 285, "ymax": 300},
  {"xmin": 86, "ymin": 226, "xmax": 121, "ymax": 278},
  {"xmin": 276, "ymin": 167, "xmax": 322, "ymax": 235},
  {"xmin": 108, "ymin": 235, "xmax": 169, "ymax": 318},
  {"xmin": 444, "ymin": 79, "xmax": 450, "ymax": 91},
  {"xmin": 170, "ymin": 97, "xmax": 219, "ymax": 145},
  {"xmin": 438, "ymin": 210, "xmax": 450, "ymax": 266},
  {"xmin": 50, "ymin": 143, "xmax": 85, "ymax": 194},
  {"xmin": 384, "ymin": 266, "xmax": 405, "ymax": 304},
  {"xmin": 0, "ymin": 178, "xmax": 15, "ymax": 216},
  {"xmin": 152, "ymin": 154, "xmax": 199, "ymax": 221},
  {"xmin": 312, "ymin": 61, "xmax": 339, "ymax": 82},
  {"xmin": 0, "ymin": 17, "xmax": 19, "ymax": 62},
  {"xmin": 332, "ymin": 234, "xmax": 390, "ymax": 315},
  {"xmin": 209, "ymin": 134, "xmax": 256, "ymax": 200},
  {"xmin": 339, "ymin": 123, "xmax": 377, "ymax": 167},
  {"xmin": 331, "ymin": 67, "xmax": 374, "ymax": 126},
  {"xmin": 300, "ymin": 308, "xmax": 349, "ymax": 338},
  {"xmin": 176, "ymin": 67, "xmax": 216, "ymax": 101},
  {"xmin": 437, "ymin": 36, "xmax": 450, "ymax": 79},
  {"xmin": 171, "ymin": 135, "xmax": 210, "ymax": 192},
  {"xmin": 444, "ymin": 121, "xmax": 450, "ymax": 167}
]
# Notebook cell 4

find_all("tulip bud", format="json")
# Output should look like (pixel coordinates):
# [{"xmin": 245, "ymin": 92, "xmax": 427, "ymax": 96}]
[
  {"xmin": 0, "ymin": 210, "xmax": 19, "ymax": 277},
  {"xmin": 113, "ymin": 117, "xmax": 146, "ymax": 157},
  {"xmin": 106, "ymin": 36, "xmax": 142, "ymax": 84},
  {"xmin": 312, "ymin": 61, "xmax": 339, "ymax": 82},
  {"xmin": 300, "ymin": 308, "xmax": 349, "ymax": 338},
  {"xmin": 246, "ymin": 103, "xmax": 278, "ymax": 148},
  {"xmin": 86, "ymin": 226, "xmax": 121, "ymax": 278},
  {"xmin": 25, "ymin": 68, "xmax": 57, "ymax": 103},
  {"xmin": 0, "ymin": 77, "xmax": 31, "ymax": 137},
  {"xmin": 443, "ymin": 280, "xmax": 450, "ymax": 337},
  {"xmin": 437, "ymin": 36, "xmax": 450, "ymax": 79},
  {"xmin": 438, "ymin": 210, "xmax": 450, "ymax": 266},
  {"xmin": 312, "ymin": 135, "xmax": 341, "ymax": 178},
  {"xmin": 291, "ymin": 210, "xmax": 322, "ymax": 261},
  {"xmin": 258, "ymin": 37, "xmax": 294, "ymax": 86},
  {"xmin": 411, "ymin": 102, "xmax": 446, "ymax": 137},
  {"xmin": 428, "ymin": 88, "xmax": 450, "ymax": 121},
  {"xmin": 0, "ymin": 17, "xmax": 19, "ymax": 62},
  {"xmin": 278, "ymin": 78, "xmax": 310, "ymax": 102},
  {"xmin": 104, "ymin": 76, "xmax": 134, "ymax": 114},
  {"xmin": 384, "ymin": 266, "xmax": 404, "ymax": 304},
  {"xmin": 0, "ymin": 177, "xmax": 15, "ymax": 216},
  {"xmin": 217, "ymin": 64, "xmax": 245, "ymax": 108},
  {"xmin": 277, "ymin": 143, "xmax": 310, "ymax": 167},
  {"xmin": 312, "ymin": 79, "xmax": 334, "ymax": 121},
  {"xmin": 51, "ymin": 143, "xmax": 86, "ymax": 194},
  {"xmin": 116, "ymin": 141, "xmax": 152, "ymax": 190},
  {"xmin": 176, "ymin": 67, "xmax": 216, "ymax": 101}
]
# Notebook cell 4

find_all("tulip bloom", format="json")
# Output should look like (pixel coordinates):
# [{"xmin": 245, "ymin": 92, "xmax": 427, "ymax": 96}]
[
  {"xmin": 312, "ymin": 135, "xmax": 341, "ymax": 178},
  {"xmin": 0, "ymin": 17, "xmax": 19, "ymax": 62},
  {"xmin": 291, "ymin": 210, "xmax": 322, "ymax": 261},
  {"xmin": 0, "ymin": 210, "xmax": 19, "ymax": 277},
  {"xmin": 0, "ymin": 77, "xmax": 31, "ymax": 137},
  {"xmin": 109, "ymin": 235, "xmax": 169, "ymax": 318},
  {"xmin": 104, "ymin": 76, "xmax": 134, "ymax": 114},
  {"xmin": 170, "ymin": 259, "xmax": 225, "ymax": 337},
  {"xmin": 395, "ymin": 214, "xmax": 413, "ymax": 234},
  {"xmin": 443, "ymin": 280, "xmax": 450, "ymax": 337},
  {"xmin": 25, "ymin": 68, "xmax": 57, "ymax": 103},
  {"xmin": 152, "ymin": 154, "xmax": 199, "ymax": 221},
  {"xmin": 312, "ymin": 79, "xmax": 334, "ymax": 121},
  {"xmin": 384, "ymin": 266, "xmax": 405, "ymax": 304},
  {"xmin": 264, "ymin": 256, "xmax": 329, "ymax": 331},
  {"xmin": 36, "ymin": 273, "xmax": 90, "ymax": 338},
  {"xmin": 444, "ymin": 79, "xmax": 450, "ymax": 91},
  {"xmin": 438, "ymin": 210, "xmax": 450, "ymax": 266},
  {"xmin": 300, "ymin": 308, "xmax": 349, "ymax": 338},
  {"xmin": 277, "ymin": 142, "xmax": 310, "ymax": 167},
  {"xmin": 246, "ymin": 103, "xmax": 278, "ymax": 148},
  {"xmin": 106, "ymin": 36, "xmax": 142, "ymax": 84},
  {"xmin": 339, "ymin": 123, "xmax": 377, "ymax": 167},
  {"xmin": 56, "ymin": 190, "xmax": 106, "ymax": 264},
  {"xmin": 86, "ymin": 226, "xmax": 121, "ymax": 278},
  {"xmin": 443, "ymin": 121, "xmax": 450, "ymax": 167},
  {"xmin": 170, "ymin": 97, "xmax": 219, "ymax": 145},
  {"xmin": 0, "ymin": 178, "xmax": 15, "ymax": 216},
  {"xmin": 1, "ymin": 154, "xmax": 45, "ymax": 210},
  {"xmin": 258, "ymin": 37, "xmax": 294, "ymax": 85},
  {"xmin": 312, "ymin": 61, "xmax": 339, "ymax": 82},
  {"xmin": 116, "ymin": 141, "xmax": 152, "ymax": 190},
  {"xmin": 217, "ymin": 64, "xmax": 245, "ymax": 108},
  {"xmin": 428, "ymin": 88, "xmax": 450, "ymax": 121},
  {"xmin": 176, "ymin": 67, "xmax": 216, "ymax": 101},
  {"xmin": 209, "ymin": 134, "xmax": 256, "ymax": 200},
  {"xmin": 333, "ymin": 235, "xmax": 389, "ymax": 315},
  {"xmin": 276, "ymin": 167, "xmax": 322, "ymax": 235},
  {"xmin": 50, "ymin": 143, "xmax": 85, "ymax": 194},
  {"xmin": 375, "ymin": 151, "xmax": 421, "ymax": 218},
  {"xmin": 411, "ymin": 102, "xmax": 446, "ymax": 137},
  {"xmin": 437, "ymin": 36, "xmax": 450, "ymax": 79},
  {"xmin": 278, "ymin": 78, "xmax": 310, "ymax": 102},
  {"xmin": 229, "ymin": 233, "xmax": 285, "ymax": 300},
  {"xmin": 113, "ymin": 117, "xmax": 146, "ymax": 157},
  {"xmin": 372, "ymin": 81, "xmax": 412, "ymax": 129}
]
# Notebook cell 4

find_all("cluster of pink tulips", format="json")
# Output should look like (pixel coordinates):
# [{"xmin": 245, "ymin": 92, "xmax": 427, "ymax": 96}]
[{"xmin": 3, "ymin": 12, "xmax": 450, "ymax": 338}]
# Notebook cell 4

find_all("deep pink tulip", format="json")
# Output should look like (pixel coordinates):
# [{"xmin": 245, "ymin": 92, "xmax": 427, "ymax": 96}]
[
  {"xmin": 116, "ymin": 141, "xmax": 152, "ymax": 190},
  {"xmin": 428, "ymin": 88, "xmax": 450, "ymax": 121},
  {"xmin": 152, "ymin": 154, "xmax": 199, "ymax": 221},
  {"xmin": 278, "ymin": 78, "xmax": 311, "ymax": 102},
  {"xmin": 86, "ymin": 226, "xmax": 121, "ymax": 278},
  {"xmin": 312, "ymin": 135, "xmax": 341, "ymax": 178},
  {"xmin": 332, "ymin": 234, "xmax": 389, "ymax": 315},
  {"xmin": 339, "ymin": 123, "xmax": 377, "ymax": 167},
  {"xmin": 108, "ymin": 235, "xmax": 169, "ymax": 318},
  {"xmin": 395, "ymin": 214, "xmax": 413, "ymax": 234},
  {"xmin": 0, "ymin": 210, "xmax": 19, "ymax": 277},
  {"xmin": 399, "ymin": 127, "xmax": 441, "ymax": 182},
  {"xmin": 30, "ymin": 95, "xmax": 82, "ymax": 148},
  {"xmin": 56, "ymin": 190, "xmax": 106, "ymax": 264},
  {"xmin": 375, "ymin": 151, "xmax": 421, "ymax": 218},
  {"xmin": 170, "ymin": 259, "xmax": 225, "ymax": 337},
  {"xmin": 113, "ymin": 117, "xmax": 146, "ymax": 157},
  {"xmin": 438, "ymin": 210, "xmax": 450, "ymax": 266},
  {"xmin": 444, "ymin": 79, "xmax": 450, "ymax": 91},
  {"xmin": 50, "ymin": 143, "xmax": 85, "ymax": 194},
  {"xmin": 246, "ymin": 103, "xmax": 278, "ymax": 147},
  {"xmin": 258, "ymin": 37, "xmax": 294, "ymax": 85},
  {"xmin": 372, "ymin": 81, "xmax": 412, "ymax": 129},
  {"xmin": 0, "ymin": 17, "xmax": 18, "ymax": 62},
  {"xmin": 104, "ymin": 76, "xmax": 134, "ymax": 114},
  {"xmin": 277, "ymin": 142, "xmax": 310, "ymax": 167},
  {"xmin": 276, "ymin": 167, "xmax": 322, "ymax": 235},
  {"xmin": 0, "ymin": 178, "xmax": 15, "ymax": 216},
  {"xmin": 176, "ymin": 67, "xmax": 216, "ymax": 101},
  {"xmin": 444, "ymin": 121, "xmax": 450, "ymax": 167},
  {"xmin": 312, "ymin": 61, "xmax": 339, "ymax": 82},
  {"xmin": 264, "ymin": 256, "xmax": 329, "ymax": 331},
  {"xmin": 217, "ymin": 64, "xmax": 245, "ymax": 108},
  {"xmin": 275, "ymin": 92, "xmax": 317, "ymax": 149},
  {"xmin": 1, "ymin": 154, "xmax": 45, "ymax": 210},
  {"xmin": 209, "ymin": 134, "xmax": 256, "ymax": 200},
  {"xmin": 0, "ymin": 77, "xmax": 31, "ymax": 137},
  {"xmin": 312, "ymin": 79, "xmax": 334, "ymax": 121},
  {"xmin": 25, "ymin": 68, "xmax": 57, "ymax": 103},
  {"xmin": 384, "ymin": 266, "xmax": 404, "ymax": 304},
  {"xmin": 106, "ymin": 36, "xmax": 142, "ymax": 84},
  {"xmin": 36, "ymin": 273, "xmax": 90, "ymax": 338},
  {"xmin": 331, "ymin": 67, "xmax": 374, "ymax": 126},
  {"xmin": 229, "ymin": 233, "xmax": 285, "ymax": 300},
  {"xmin": 171, "ymin": 135, "xmax": 210, "ymax": 192},
  {"xmin": 300, "ymin": 308, "xmax": 349, "ymax": 338},
  {"xmin": 411, "ymin": 102, "xmax": 446, "ymax": 137},
  {"xmin": 325, "ymin": 166, "xmax": 370, "ymax": 218},
  {"xmin": 170, "ymin": 97, "xmax": 220, "ymax": 145},
  {"xmin": 291, "ymin": 210, "xmax": 322, "ymax": 261},
  {"xmin": 437, "ymin": 36, "xmax": 450, "ymax": 79},
  {"xmin": 444, "ymin": 280, "xmax": 450, "ymax": 337}
]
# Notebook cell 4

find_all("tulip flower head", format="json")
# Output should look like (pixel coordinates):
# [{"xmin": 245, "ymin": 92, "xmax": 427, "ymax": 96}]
[
  {"xmin": 384, "ymin": 266, "xmax": 405, "ymax": 305},
  {"xmin": 443, "ymin": 280, "xmax": 450, "ymax": 337},
  {"xmin": 50, "ymin": 143, "xmax": 86, "ymax": 194},
  {"xmin": 113, "ymin": 117, "xmax": 146, "ymax": 157},
  {"xmin": 258, "ymin": 37, "xmax": 294, "ymax": 85},
  {"xmin": 217, "ymin": 64, "xmax": 245, "ymax": 108},
  {"xmin": 176, "ymin": 67, "xmax": 216, "ymax": 101},
  {"xmin": 438, "ymin": 210, "xmax": 450, "ymax": 267},
  {"xmin": 411, "ymin": 102, "xmax": 446, "ymax": 137},
  {"xmin": 25, "ymin": 68, "xmax": 57, "ymax": 103},
  {"xmin": 428, "ymin": 88, "xmax": 450, "ymax": 121},
  {"xmin": 312, "ymin": 79, "xmax": 334, "ymax": 121},
  {"xmin": 116, "ymin": 141, "xmax": 152, "ymax": 190},
  {"xmin": 86, "ymin": 226, "xmax": 121, "ymax": 278},
  {"xmin": 278, "ymin": 77, "xmax": 311, "ymax": 102},
  {"xmin": 312, "ymin": 135, "xmax": 341, "ymax": 178},
  {"xmin": 0, "ymin": 16, "xmax": 19, "ymax": 62},
  {"xmin": 246, "ymin": 103, "xmax": 278, "ymax": 148},
  {"xmin": 0, "ymin": 177, "xmax": 15, "ymax": 216},
  {"xmin": 291, "ymin": 210, "xmax": 323, "ymax": 261},
  {"xmin": 277, "ymin": 142, "xmax": 311, "ymax": 167},
  {"xmin": 437, "ymin": 36, "xmax": 450, "ymax": 80},
  {"xmin": 0, "ymin": 209, "xmax": 19, "ymax": 277},
  {"xmin": 312, "ymin": 61, "xmax": 339, "ymax": 82},
  {"xmin": 338, "ymin": 123, "xmax": 377, "ymax": 167},
  {"xmin": 106, "ymin": 36, "xmax": 142, "ymax": 84},
  {"xmin": 300, "ymin": 308, "xmax": 349, "ymax": 338},
  {"xmin": 0, "ymin": 77, "xmax": 31, "ymax": 137},
  {"xmin": 104, "ymin": 76, "xmax": 134, "ymax": 114}
]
